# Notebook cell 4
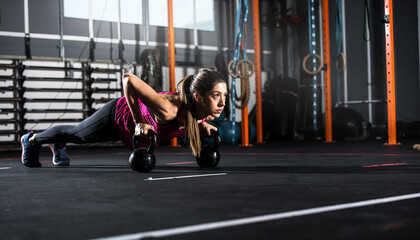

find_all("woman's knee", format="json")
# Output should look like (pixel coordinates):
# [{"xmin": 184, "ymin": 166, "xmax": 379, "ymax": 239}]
[{"xmin": 60, "ymin": 126, "xmax": 85, "ymax": 143}]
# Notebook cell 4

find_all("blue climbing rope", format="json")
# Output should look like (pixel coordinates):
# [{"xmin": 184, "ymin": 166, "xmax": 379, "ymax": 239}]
[
  {"xmin": 308, "ymin": 0, "xmax": 318, "ymax": 131},
  {"xmin": 230, "ymin": 0, "xmax": 249, "ymax": 145}
]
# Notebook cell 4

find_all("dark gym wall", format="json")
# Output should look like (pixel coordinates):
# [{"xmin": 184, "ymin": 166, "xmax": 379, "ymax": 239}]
[
  {"xmin": 393, "ymin": 1, "xmax": 420, "ymax": 122},
  {"xmin": 340, "ymin": 0, "xmax": 371, "ymax": 123}
]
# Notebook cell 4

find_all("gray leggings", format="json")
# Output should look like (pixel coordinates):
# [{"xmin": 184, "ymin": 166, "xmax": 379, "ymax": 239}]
[{"xmin": 34, "ymin": 98, "xmax": 120, "ymax": 144}]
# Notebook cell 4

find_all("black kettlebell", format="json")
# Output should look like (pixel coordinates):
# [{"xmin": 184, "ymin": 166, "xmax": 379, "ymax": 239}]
[
  {"xmin": 196, "ymin": 129, "xmax": 220, "ymax": 168},
  {"xmin": 129, "ymin": 130, "xmax": 157, "ymax": 172}
]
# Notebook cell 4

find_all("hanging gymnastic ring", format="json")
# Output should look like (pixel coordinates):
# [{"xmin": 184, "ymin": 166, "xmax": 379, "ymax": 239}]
[
  {"xmin": 336, "ymin": 52, "xmax": 347, "ymax": 73},
  {"xmin": 227, "ymin": 60, "xmax": 239, "ymax": 79},
  {"xmin": 235, "ymin": 60, "xmax": 255, "ymax": 79},
  {"xmin": 302, "ymin": 54, "xmax": 323, "ymax": 75}
]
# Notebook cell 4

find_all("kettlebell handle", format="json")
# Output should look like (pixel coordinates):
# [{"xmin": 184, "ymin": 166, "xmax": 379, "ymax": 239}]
[
  {"xmin": 210, "ymin": 129, "xmax": 220, "ymax": 150},
  {"xmin": 132, "ymin": 130, "xmax": 157, "ymax": 154}
]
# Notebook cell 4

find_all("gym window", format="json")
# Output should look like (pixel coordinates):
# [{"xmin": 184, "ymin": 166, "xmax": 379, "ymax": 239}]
[{"xmin": 64, "ymin": 0, "xmax": 215, "ymax": 31}]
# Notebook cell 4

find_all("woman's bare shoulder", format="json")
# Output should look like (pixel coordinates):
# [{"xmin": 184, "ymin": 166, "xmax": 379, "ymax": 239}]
[
  {"xmin": 153, "ymin": 93, "xmax": 182, "ymax": 123},
  {"xmin": 159, "ymin": 93, "xmax": 182, "ymax": 108}
]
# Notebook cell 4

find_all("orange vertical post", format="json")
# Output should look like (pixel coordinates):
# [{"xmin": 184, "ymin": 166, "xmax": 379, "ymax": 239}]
[
  {"xmin": 384, "ymin": 0, "xmax": 400, "ymax": 145},
  {"xmin": 241, "ymin": 106, "xmax": 250, "ymax": 146},
  {"xmin": 252, "ymin": 0, "xmax": 264, "ymax": 143},
  {"xmin": 167, "ymin": 0, "xmax": 179, "ymax": 147},
  {"xmin": 167, "ymin": 0, "xmax": 175, "ymax": 92},
  {"xmin": 321, "ymin": 0, "xmax": 333, "ymax": 142}
]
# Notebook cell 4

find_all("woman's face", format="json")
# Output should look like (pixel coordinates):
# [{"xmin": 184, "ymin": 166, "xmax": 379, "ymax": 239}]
[{"xmin": 197, "ymin": 82, "xmax": 228, "ymax": 118}]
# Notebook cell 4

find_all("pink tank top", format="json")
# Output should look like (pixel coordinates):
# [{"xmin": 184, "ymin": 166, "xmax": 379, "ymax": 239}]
[{"xmin": 114, "ymin": 92, "xmax": 186, "ymax": 150}]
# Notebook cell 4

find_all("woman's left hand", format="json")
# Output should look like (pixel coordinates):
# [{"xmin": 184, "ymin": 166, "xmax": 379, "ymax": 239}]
[{"xmin": 201, "ymin": 122, "xmax": 217, "ymax": 137}]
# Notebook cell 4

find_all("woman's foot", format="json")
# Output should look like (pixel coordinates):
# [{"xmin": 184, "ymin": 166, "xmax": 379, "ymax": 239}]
[
  {"xmin": 413, "ymin": 144, "xmax": 420, "ymax": 150},
  {"xmin": 49, "ymin": 143, "xmax": 70, "ymax": 166},
  {"xmin": 20, "ymin": 132, "xmax": 42, "ymax": 167}
]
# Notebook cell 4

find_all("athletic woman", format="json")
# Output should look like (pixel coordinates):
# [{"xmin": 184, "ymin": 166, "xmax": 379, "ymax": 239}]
[{"xmin": 20, "ymin": 69, "xmax": 227, "ymax": 167}]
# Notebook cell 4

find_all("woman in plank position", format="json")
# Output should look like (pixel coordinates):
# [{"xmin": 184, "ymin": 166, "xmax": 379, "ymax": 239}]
[{"xmin": 21, "ymin": 69, "xmax": 227, "ymax": 167}]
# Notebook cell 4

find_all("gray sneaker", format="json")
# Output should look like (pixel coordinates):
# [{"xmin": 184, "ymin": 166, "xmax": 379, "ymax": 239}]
[
  {"xmin": 21, "ymin": 132, "xmax": 42, "ymax": 167},
  {"xmin": 49, "ymin": 143, "xmax": 70, "ymax": 166}
]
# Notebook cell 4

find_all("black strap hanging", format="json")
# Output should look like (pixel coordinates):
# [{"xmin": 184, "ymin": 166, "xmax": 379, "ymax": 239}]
[
  {"xmin": 89, "ymin": 38, "xmax": 95, "ymax": 62},
  {"xmin": 118, "ymin": 39, "xmax": 124, "ymax": 62},
  {"xmin": 24, "ymin": 33, "xmax": 32, "ymax": 59}
]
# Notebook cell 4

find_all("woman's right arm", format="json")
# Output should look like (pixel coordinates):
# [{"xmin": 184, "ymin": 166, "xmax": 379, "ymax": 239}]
[{"xmin": 122, "ymin": 73, "xmax": 178, "ymax": 125}]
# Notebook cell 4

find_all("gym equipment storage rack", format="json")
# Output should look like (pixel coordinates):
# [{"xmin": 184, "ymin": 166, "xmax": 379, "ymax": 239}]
[{"xmin": 0, "ymin": 57, "xmax": 122, "ymax": 150}]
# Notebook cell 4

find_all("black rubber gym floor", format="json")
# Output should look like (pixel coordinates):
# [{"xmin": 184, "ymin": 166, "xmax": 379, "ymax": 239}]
[{"xmin": 1, "ymin": 140, "xmax": 420, "ymax": 240}]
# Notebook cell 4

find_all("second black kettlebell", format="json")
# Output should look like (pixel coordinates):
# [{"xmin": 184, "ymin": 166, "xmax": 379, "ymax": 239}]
[
  {"xmin": 129, "ymin": 130, "xmax": 157, "ymax": 172},
  {"xmin": 196, "ymin": 129, "xmax": 220, "ymax": 168}
]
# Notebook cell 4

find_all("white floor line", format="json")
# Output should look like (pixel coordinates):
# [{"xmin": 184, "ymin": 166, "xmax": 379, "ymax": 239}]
[
  {"xmin": 93, "ymin": 192, "xmax": 420, "ymax": 240},
  {"xmin": 145, "ymin": 173, "xmax": 227, "ymax": 181},
  {"xmin": 0, "ymin": 167, "xmax": 11, "ymax": 170}
]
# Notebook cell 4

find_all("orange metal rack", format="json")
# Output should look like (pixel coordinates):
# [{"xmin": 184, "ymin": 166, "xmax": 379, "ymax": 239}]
[
  {"xmin": 384, "ymin": 0, "xmax": 400, "ymax": 145},
  {"xmin": 167, "ymin": 0, "xmax": 179, "ymax": 147},
  {"xmin": 321, "ymin": 0, "xmax": 334, "ymax": 143},
  {"xmin": 252, "ymin": 0, "xmax": 264, "ymax": 144}
]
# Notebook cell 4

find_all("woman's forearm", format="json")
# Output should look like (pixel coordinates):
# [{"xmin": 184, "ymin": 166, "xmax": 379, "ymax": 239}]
[
  {"xmin": 122, "ymin": 73, "xmax": 147, "ymax": 123},
  {"xmin": 122, "ymin": 73, "xmax": 173, "ymax": 123}
]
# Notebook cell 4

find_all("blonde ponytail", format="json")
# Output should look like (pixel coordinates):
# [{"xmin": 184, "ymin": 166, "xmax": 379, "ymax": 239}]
[{"xmin": 177, "ymin": 75, "xmax": 201, "ymax": 157}]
